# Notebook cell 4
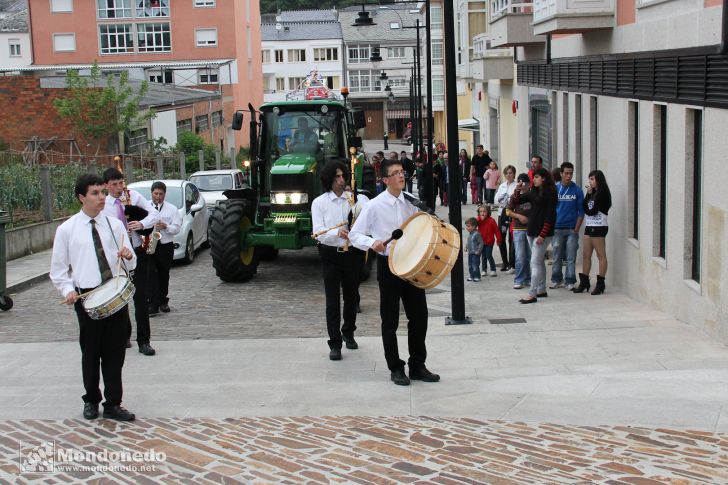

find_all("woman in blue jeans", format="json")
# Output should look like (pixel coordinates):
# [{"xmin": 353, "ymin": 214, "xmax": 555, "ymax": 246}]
[
  {"xmin": 509, "ymin": 168, "xmax": 557, "ymax": 304},
  {"xmin": 506, "ymin": 173, "xmax": 533, "ymax": 289}
]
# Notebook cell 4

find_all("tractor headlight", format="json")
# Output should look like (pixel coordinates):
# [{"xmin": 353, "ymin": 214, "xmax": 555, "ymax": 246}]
[{"xmin": 272, "ymin": 192, "xmax": 308, "ymax": 204}]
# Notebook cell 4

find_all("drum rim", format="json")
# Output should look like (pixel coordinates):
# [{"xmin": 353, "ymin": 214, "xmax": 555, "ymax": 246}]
[
  {"xmin": 388, "ymin": 212, "xmax": 439, "ymax": 278},
  {"xmin": 83, "ymin": 276, "xmax": 132, "ymax": 309}
]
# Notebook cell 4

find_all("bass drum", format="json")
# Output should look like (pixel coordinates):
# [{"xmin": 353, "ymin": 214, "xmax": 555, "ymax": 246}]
[{"xmin": 388, "ymin": 213, "xmax": 460, "ymax": 289}]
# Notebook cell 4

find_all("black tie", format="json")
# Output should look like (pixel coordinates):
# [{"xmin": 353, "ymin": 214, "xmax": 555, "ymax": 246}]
[
  {"xmin": 90, "ymin": 219, "xmax": 113, "ymax": 283},
  {"xmin": 155, "ymin": 203, "xmax": 160, "ymax": 211}
]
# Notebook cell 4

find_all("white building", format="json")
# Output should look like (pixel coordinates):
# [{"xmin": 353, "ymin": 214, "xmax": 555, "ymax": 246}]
[
  {"xmin": 261, "ymin": 10, "xmax": 343, "ymax": 103},
  {"xmin": 0, "ymin": 2, "xmax": 31, "ymax": 70},
  {"xmin": 464, "ymin": 0, "xmax": 728, "ymax": 343}
]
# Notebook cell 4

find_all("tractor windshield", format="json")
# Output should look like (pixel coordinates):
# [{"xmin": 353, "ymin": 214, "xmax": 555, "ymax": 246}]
[{"xmin": 263, "ymin": 108, "xmax": 345, "ymax": 161}]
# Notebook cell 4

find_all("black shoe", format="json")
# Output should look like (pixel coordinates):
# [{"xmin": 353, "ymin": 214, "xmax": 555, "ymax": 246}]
[
  {"xmin": 390, "ymin": 368, "xmax": 410, "ymax": 386},
  {"xmin": 343, "ymin": 335, "xmax": 358, "ymax": 350},
  {"xmin": 536, "ymin": 292, "xmax": 548, "ymax": 298},
  {"xmin": 591, "ymin": 275, "xmax": 606, "ymax": 295},
  {"xmin": 125, "ymin": 339, "xmax": 132, "ymax": 349},
  {"xmin": 409, "ymin": 366, "xmax": 440, "ymax": 382},
  {"xmin": 329, "ymin": 348, "xmax": 342, "ymax": 361},
  {"xmin": 159, "ymin": 303, "xmax": 170, "ymax": 313},
  {"xmin": 573, "ymin": 273, "xmax": 591, "ymax": 293},
  {"xmin": 139, "ymin": 343, "xmax": 156, "ymax": 356},
  {"xmin": 519, "ymin": 297, "xmax": 538, "ymax": 304},
  {"xmin": 83, "ymin": 402, "xmax": 99, "ymax": 420},
  {"xmin": 102, "ymin": 405, "xmax": 135, "ymax": 421},
  {"xmin": 500, "ymin": 266, "xmax": 510, "ymax": 272},
  {"xmin": 148, "ymin": 305, "xmax": 159, "ymax": 316}
]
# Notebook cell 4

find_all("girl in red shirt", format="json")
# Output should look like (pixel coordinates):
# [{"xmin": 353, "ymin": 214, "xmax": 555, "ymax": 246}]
[{"xmin": 476, "ymin": 205, "xmax": 503, "ymax": 276}]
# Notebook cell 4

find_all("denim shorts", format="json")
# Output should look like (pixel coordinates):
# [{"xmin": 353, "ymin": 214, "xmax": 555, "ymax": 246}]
[{"xmin": 584, "ymin": 226, "xmax": 608, "ymax": 237}]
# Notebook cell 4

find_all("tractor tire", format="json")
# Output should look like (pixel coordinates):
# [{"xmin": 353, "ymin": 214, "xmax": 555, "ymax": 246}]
[
  {"xmin": 209, "ymin": 199, "xmax": 259, "ymax": 282},
  {"xmin": 360, "ymin": 249, "xmax": 375, "ymax": 282},
  {"xmin": 258, "ymin": 246, "xmax": 279, "ymax": 261}
]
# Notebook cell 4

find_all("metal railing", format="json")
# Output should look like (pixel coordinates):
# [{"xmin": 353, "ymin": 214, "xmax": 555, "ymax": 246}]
[{"xmin": 491, "ymin": 0, "xmax": 533, "ymax": 20}]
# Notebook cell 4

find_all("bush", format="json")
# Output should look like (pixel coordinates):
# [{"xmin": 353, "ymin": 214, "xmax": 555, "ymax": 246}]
[{"xmin": 174, "ymin": 131, "xmax": 227, "ymax": 173}]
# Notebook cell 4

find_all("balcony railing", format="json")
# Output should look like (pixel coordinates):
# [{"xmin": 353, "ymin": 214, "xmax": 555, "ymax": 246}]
[
  {"xmin": 491, "ymin": 0, "xmax": 533, "ymax": 20},
  {"xmin": 473, "ymin": 33, "xmax": 513, "ymax": 59}
]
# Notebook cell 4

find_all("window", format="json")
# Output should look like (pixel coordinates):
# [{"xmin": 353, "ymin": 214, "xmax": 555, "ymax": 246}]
[
  {"xmin": 430, "ymin": 5, "xmax": 442, "ymax": 28},
  {"xmin": 177, "ymin": 118, "xmax": 192, "ymax": 134},
  {"xmin": 128, "ymin": 128, "xmax": 148, "ymax": 153},
  {"xmin": 653, "ymin": 104, "xmax": 667, "ymax": 259},
  {"xmin": 196, "ymin": 114, "xmax": 209, "ymax": 133},
  {"xmin": 348, "ymin": 70, "xmax": 384, "ymax": 92},
  {"xmin": 137, "ymin": 22, "xmax": 171, "ymax": 52},
  {"xmin": 53, "ymin": 33, "xmax": 76, "ymax": 52},
  {"xmin": 274, "ymin": 49, "xmax": 283, "ymax": 62},
  {"xmin": 262, "ymin": 50, "xmax": 271, "ymax": 63},
  {"xmin": 198, "ymin": 69, "xmax": 218, "ymax": 84},
  {"xmin": 275, "ymin": 77, "xmax": 285, "ymax": 90},
  {"xmin": 628, "ymin": 101, "xmax": 639, "ymax": 240},
  {"xmin": 575, "ymin": 94, "xmax": 583, "ymax": 182},
  {"xmin": 247, "ymin": 27, "xmax": 251, "ymax": 59},
  {"xmin": 432, "ymin": 41, "xmax": 443, "ymax": 61},
  {"xmin": 562, "ymin": 93, "xmax": 569, "ymax": 164},
  {"xmin": 148, "ymin": 69, "xmax": 172, "ymax": 83},
  {"xmin": 97, "ymin": 0, "xmax": 131, "ymax": 19},
  {"xmin": 287, "ymin": 49, "xmax": 306, "ymax": 62},
  {"xmin": 387, "ymin": 47, "xmax": 405, "ymax": 59},
  {"xmin": 313, "ymin": 47, "xmax": 338, "ymax": 62},
  {"xmin": 432, "ymin": 77, "xmax": 444, "ymax": 95},
  {"xmin": 390, "ymin": 22, "xmax": 400, "ymax": 29},
  {"xmin": 9, "ymin": 40, "xmax": 21, "ymax": 57},
  {"xmin": 288, "ymin": 77, "xmax": 305, "ymax": 90},
  {"xmin": 196, "ymin": 29, "xmax": 218, "ymax": 47},
  {"xmin": 136, "ymin": 0, "xmax": 169, "ymax": 17},
  {"xmin": 51, "ymin": 0, "xmax": 73, "ymax": 12},
  {"xmin": 348, "ymin": 44, "xmax": 369, "ymax": 63},
  {"xmin": 325, "ymin": 75, "xmax": 340, "ymax": 89},
  {"xmin": 685, "ymin": 109, "xmax": 702, "ymax": 282},
  {"xmin": 212, "ymin": 111, "xmax": 223, "ymax": 128},
  {"xmin": 194, "ymin": 0, "xmax": 215, "ymax": 5},
  {"xmin": 590, "ymin": 96, "xmax": 598, "ymax": 171},
  {"xmin": 99, "ymin": 24, "xmax": 133, "ymax": 54}
]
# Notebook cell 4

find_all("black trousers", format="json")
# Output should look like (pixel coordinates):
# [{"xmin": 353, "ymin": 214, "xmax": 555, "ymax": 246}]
[
  {"xmin": 74, "ymin": 295, "xmax": 128, "ymax": 408},
  {"xmin": 128, "ymin": 248, "xmax": 151, "ymax": 344},
  {"xmin": 147, "ymin": 241, "xmax": 174, "ymax": 306},
  {"xmin": 376, "ymin": 255, "xmax": 428, "ymax": 371},
  {"xmin": 318, "ymin": 245, "xmax": 364, "ymax": 349}
]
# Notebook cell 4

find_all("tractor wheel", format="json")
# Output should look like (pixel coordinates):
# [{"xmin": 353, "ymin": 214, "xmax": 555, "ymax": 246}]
[
  {"xmin": 360, "ymin": 249, "xmax": 375, "ymax": 282},
  {"xmin": 258, "ymin": 246, "xmax": 279, "ymax": 261},
  {"xmin": 209, "ymin": 199, "xmax": 259, "ymax": 282}
]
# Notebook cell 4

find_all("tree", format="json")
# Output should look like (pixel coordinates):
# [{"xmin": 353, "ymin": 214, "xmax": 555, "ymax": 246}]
[{"xmin": 53, "ymin": 62, "xmax": 154, "ymax": 156}]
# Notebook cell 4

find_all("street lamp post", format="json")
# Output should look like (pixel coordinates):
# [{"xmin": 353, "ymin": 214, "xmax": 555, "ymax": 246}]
[{"xmin": 443, "ymin": 0, "xmax": 470, "ymax": 325}]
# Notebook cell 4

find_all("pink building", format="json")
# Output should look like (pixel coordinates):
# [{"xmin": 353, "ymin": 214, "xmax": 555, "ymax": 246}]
[{"xmin": 27, "ymin": 0, "xmax": 262, "ymax": 149}]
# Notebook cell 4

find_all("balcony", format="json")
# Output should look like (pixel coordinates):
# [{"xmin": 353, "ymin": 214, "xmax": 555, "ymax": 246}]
[
  {"xmin": 489, "ymin": 0, "xmax": 545, "ymax": 48},
  {"xmin": 532, "ymin": 0, "xmax": 615, "ymax": 35},
  {"xmin": 471, "ymin": 34, "xmax": 514, "ymax": 80}
]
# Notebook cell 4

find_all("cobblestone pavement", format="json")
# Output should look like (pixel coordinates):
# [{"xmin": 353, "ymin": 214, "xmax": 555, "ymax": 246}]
[
  {"xmin": 1, "ymin": 416, "xmax": 726, "ymax": 484},
  {"xmin": 0, "ymin": 248, "xmax": 388, "ymax": 343}
]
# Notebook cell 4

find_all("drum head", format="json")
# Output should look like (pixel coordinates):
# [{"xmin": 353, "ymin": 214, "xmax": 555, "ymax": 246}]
[
  {"xmin": 390, "ymin": 213, "xmax": 434, "ymax": 276},
  {"xmin": 84, "ymin": 276, "xmax": 129, "ymax": 308}
]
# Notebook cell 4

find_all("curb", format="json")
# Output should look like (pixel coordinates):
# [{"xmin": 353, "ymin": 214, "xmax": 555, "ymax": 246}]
[{"xmin": 6, "ymin": 272, "xmax": 49, "ymax": 294}]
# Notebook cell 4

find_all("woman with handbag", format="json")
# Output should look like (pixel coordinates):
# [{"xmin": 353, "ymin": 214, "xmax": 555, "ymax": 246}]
[{"xmin": 494, "ymin": 165, "xmax": 517, "ymax": 272}]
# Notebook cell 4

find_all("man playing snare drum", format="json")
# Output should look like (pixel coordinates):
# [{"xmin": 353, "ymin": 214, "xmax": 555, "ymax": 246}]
[
  {"xmin": 50, "ymin": 174, "xmax": 137, "ymax": 421},
  {"xmin": 349, "ymin": 159, "xmax": 440, "ymax": 386}
]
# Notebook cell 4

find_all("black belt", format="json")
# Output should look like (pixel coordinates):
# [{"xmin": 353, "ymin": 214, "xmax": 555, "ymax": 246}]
[
  {"xmin": 76, "ymin": 286, "xmax": 97, "ymax": 294},
  {"xmin": 318, "ymin": 244, "xmax": 347, "ymax": 252}
]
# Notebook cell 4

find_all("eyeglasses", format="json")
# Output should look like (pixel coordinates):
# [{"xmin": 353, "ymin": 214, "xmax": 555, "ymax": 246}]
[{"xmin": 386, "ymin": 170, "xmax": 405, "ymax": 177}]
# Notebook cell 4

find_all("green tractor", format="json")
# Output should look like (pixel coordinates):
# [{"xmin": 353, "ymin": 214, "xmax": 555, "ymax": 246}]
[{"xmin": 209, "ymin": 97, "xmax": 373, "ymax": 282}]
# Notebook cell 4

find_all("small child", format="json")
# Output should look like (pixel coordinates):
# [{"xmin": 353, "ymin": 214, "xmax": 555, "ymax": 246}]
[
  {"xmin": 469, "ymin": 165, "xmax": 479, "ymax": 204},
  {"xmin": 476, "ymin": 205, "xmax": 504, "ymax": 276},
  {"xmin": 464, "ymin": 217, "xmax": 483, "ymax": 282}
]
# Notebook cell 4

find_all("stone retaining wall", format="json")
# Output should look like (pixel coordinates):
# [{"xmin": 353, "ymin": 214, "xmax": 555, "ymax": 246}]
[{"xmin": 4, "ymin": 217, "xmax": 69, "ymax": 261}]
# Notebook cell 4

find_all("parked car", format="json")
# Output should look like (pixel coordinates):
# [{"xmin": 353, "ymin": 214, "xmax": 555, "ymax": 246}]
[
  {"xmin": 189, "ymin": 169, "xmax": 247, "ymax": 218},
  {"xmin": 127, "ymin": 179, "xmax": 209, "ymax": 263}
]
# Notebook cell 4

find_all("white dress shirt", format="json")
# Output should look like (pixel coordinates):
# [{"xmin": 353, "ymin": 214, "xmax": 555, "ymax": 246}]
[
  {"xmin": 102, "ymin": 191, "xmax": 159, "ymax": 248},
  {"xmin": 495, "ymin": 180, "xmax": 517, "ymax": 206},
  {"xmin": 312, "ymin": 191, "xmax": 369, "ymax": 248},
  {"xmin": 349, "ymin": 190, "xmax": 417, "ymax": 256},
  {"xmin": 50, "ymin": 211, "xmax": 137, "ymax": 298},
  {"xmin": 152, "ymin": 200, "xmax": 182, "ymax": 244}
]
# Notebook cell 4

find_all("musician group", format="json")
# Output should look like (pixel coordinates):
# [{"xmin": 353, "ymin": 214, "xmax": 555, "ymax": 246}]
[{"xmin": 50, "ymin": 169, "xmax": 183, "ymax": 421}]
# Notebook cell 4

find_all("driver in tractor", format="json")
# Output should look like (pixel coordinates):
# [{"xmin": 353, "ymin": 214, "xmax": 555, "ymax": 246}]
[{"xmin": 292, "ymin": 118, "xmax": 317, "ymax": 148}]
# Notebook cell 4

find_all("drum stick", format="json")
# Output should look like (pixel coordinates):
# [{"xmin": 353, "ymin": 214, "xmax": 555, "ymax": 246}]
[
  {"xmin": 383, "ymin": 229, "xmax": 403, "ymax": 246},
  {"xmin": 58, "ymin": 289, "xmax": 93, "ymax": 305}
]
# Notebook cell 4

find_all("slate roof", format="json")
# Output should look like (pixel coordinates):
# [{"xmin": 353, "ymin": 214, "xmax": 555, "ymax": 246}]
[
  {"xmin": 40, "ymin": 76, "xmax": 220, "ymax": 109},
  {"xmin": 0, "ymin": 7, "xmax": 27, "ymax": 33},
  {"xmin": 0, "ymin": 0, "xmax": 26, "ymax": 13},
  {"xmin": 261, "ymin": 9, "xmax": 338, "ymax": 23},
  {"xmin": 261, "ymin": 21, "xmax": 342, "ymax": 42},
  {"xmin": 339, "ymin": 8, "xmax": 419, "ymax": 43}
]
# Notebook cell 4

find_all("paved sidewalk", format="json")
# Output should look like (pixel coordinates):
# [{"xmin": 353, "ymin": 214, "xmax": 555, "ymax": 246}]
[{"xmin": 5, "ymin": 249, "xmax": 51, "ymax": 293}]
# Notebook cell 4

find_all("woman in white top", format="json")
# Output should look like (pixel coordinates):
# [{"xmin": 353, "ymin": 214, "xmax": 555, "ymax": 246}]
[{"xmin": 494, "ymin": 165, "xmax": 517, "ymax": 272}]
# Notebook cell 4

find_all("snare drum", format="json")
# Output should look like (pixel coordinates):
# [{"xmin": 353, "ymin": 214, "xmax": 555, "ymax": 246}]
[
  {"xmin": 82, "ymin": 276, "xmax": 135, "ymax": 320},
  {"xmin": 388, "ymin": 212, "xmax": 461, "ymax": 289}
]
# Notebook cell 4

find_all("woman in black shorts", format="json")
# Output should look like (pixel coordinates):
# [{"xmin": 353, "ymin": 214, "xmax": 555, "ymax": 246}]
[{"xmin": 574, "ymin": 170, "xmax": 612, "ymax": 295}]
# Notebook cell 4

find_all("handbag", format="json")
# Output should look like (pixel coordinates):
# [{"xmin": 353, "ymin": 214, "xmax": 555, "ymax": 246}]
[{"xmin": 498, "ymin": 208, "xmax": 511, "ymax": 233}]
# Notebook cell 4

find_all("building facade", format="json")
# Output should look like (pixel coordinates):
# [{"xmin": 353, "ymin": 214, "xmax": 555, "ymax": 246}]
[
  {"xmin": 261, "ymin": 10, "xmax": 343, "ymax": 103},
  {"xmin": 463, "ymin": 0, "xmax": 728, "ymax": 342},
  {"xmin": 0, "ymin": 1, "xmax": 31, "ymax": 69},
  {"xmin": 25, "ymin": 0, "xmax": 262, "ymax": 150}
]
